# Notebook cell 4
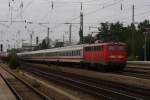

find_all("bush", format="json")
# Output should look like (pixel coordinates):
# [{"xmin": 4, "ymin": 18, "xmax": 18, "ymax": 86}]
[
  {"xmin": 32, "ymin": 80, "xmax": 41, "ymax": 88},
  {"xmin": 8, "ymin": 55, "xmax": 19, "ymax": 69}
]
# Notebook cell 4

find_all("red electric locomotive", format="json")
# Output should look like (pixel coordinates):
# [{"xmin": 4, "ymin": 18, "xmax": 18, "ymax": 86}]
[
  {"xmin": 18, "ymin": 42, "xmax": 127, "ymax": 71},
  {"xmin": 83, "ymin": 42, "xmax": 126, "ymax": 70}
]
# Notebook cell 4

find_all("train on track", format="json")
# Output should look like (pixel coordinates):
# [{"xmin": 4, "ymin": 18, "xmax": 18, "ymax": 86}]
[{"xmin": 17, "ymin": 42, "xmax": 127, "ymax": 71}]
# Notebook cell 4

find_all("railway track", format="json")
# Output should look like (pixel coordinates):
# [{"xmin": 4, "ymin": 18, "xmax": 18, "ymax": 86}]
[
  {"xmin": 118, "ymin": 71, "xmax": 150, "ymax": 79},
  {"xmin": 0, "ymin": 66, "xmax": 51, "ymax": 100},
  {"xmin": 118, "ymin": 65, "xmax": 150, "ymax": 79},
  {"xmin": 22, "ymin": 62, "xmax": 150, "ymax": 79},
  {"xmin": 21, "ymin": 65, "xmax": 150, "ymax": 100}
]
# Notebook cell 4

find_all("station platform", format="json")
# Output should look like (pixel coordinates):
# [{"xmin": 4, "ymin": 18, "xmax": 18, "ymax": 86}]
[{"xmin": 0, "ymin": 74, "xmax": 16, "ymax": 100}]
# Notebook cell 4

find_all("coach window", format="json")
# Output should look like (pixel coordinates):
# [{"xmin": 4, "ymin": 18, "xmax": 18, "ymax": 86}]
[
  {"xmin": 67, "ymin": 51, "xmax": 69, "ymax": 56},
  {"xmin": 71, "ymin": 51, "xmax": 72, "ymax": 56},
  {"xmin": 73, "ymin": 51, "xmax": 75, "ymax": 56},
  {"xmin": 60, "ymin": 52, "xmax": 62, "ymax": 56},
  {"xmin": 61, "ymin": 51, "xmax": 64, "ymax": 56},
  {"xmin": 78, "ymin": 50, "xmax": 80, "ymax": 56},
  {"xmin": 61, "ymin": 52, "xmax": 63, "ymax": 56},
  {"xmin": 73, "ymin": 51, "xmax": 74, "ymax": 56},
  {"xmin": 71, "ymin": 51, "xmax": 73, "ymax": 56},
  {"xmin": 72, "ymin": 51, "xmax": 74, "ymax": 56},
  {"xmin": 74, "ymin": 51, "xmax": 76, "ymax": 56},
  {"xmin": 79, "ymin": 50, "xmax": 81, "ymax": 56},
  {"xmin": 68, "ymin": 51, "xmax": 70, "ymax": 56},
  {"xmin": 64, "ymin": 51, "xmax": 66, "ymax": 56},
  {"xmin": 77, "ymin": 50, "xmax": 79, "ymax": 56},
  {"xmin": 70, "ymin": 51, "xmax": 72, "ymax": 56},
  {"xmin": 76, "ymin": 50, "xmax": 78, "ymax": 56},
  {"xmin": 79, "ymin": 50, "xmax": 80, "ymax": 56},
  {"xmin": 75, "ymin": 50, "xmax": 77, "ymax": 56}
]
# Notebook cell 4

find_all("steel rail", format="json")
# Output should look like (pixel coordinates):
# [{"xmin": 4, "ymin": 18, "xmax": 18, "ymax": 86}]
[{"xmin": 0, "ymin": 73, "xmax": 23, "ymax": 100}]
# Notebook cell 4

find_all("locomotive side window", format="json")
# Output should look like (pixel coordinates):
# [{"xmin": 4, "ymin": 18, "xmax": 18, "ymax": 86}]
[
  {"xmin": 84, "ymin": 46, "xmax": 101, "ymax": 52},
  {"xmin": 85, "ymin": 47, "xmax": 92, "ymax": 52},
  {"xmin": 118, "ymin": 46, "xmax": 124, "ymax": 51},
  {"xmin": 108, "ymin": 46, "xmax": 115, "ymax": 51},
  {"xmin": 94, "ymin": 46, "xmax": 101, "ymax": 51}
]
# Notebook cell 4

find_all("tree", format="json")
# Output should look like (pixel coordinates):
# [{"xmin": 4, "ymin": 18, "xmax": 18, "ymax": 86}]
[
  {"xmin": 54, "ymin": 40, "xmax": 64, "ymax": 47},
  {"xmin": 38, "ymin": 39, "xmax": 49, "ymax": 49},
  {"xmin": 83, "ymin": 34, "xmax": 95, "ymax": 44}
]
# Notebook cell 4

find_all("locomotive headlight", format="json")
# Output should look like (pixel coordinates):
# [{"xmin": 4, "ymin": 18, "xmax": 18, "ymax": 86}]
[
  {"xmin": 109, "ymin": 55, "xmax": 115, "ymax": 58},
  {"xmin": 118, "ymin": 55, "xmax": 124, "ymax": 58}
]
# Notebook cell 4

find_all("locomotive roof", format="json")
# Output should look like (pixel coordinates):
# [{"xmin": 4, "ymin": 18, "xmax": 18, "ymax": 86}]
[{"xmin": 17, "ymin": 42, "xmax": 126, "ymax": 55}]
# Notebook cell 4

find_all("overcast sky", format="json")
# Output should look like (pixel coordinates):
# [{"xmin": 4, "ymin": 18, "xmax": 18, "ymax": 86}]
[{"xmin": 0, "ymin": 0, "xmax": 150, "ymax": 51}]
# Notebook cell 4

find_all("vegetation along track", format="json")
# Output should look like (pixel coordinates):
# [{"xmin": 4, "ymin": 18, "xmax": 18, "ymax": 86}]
[
  {"xmin": 0, "ymin": 66, "xmax": 51, "ymax": 100},
  {"xmin": 21, "ymin": 65, "xmax": 150, "ymax": 100}
]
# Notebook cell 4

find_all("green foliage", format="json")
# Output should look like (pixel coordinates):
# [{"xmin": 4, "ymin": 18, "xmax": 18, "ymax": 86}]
[
  {"xmin": 40, "ymin": 39, "xmax": 49, "ymax": 49},
  {"xmin": 83, "ymin": 34, "xmax": 95, "ymax": 44},
  {"xmin": 32, "ymin": 80, "xmax": 41, "ymax": 88},
  {"xmin": 35, "ymin": 39, "xmax": 50, "ymax": 50},
  {"xmin": 55, "ymin": 41, "xmax": 64, "ymax": 47},
  {"xmin": 8, "ymin": 54, "xmax": 19, "ymax": 69}
]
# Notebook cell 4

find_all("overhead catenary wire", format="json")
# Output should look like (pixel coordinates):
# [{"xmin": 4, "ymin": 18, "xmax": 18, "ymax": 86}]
[
  {"xmin": 45, "ymin": 0, "xmax": 99, "ymax": 4},
  {"xmin": 50, "ymin": 0, "xmax": 124, "ymax": 31}
]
